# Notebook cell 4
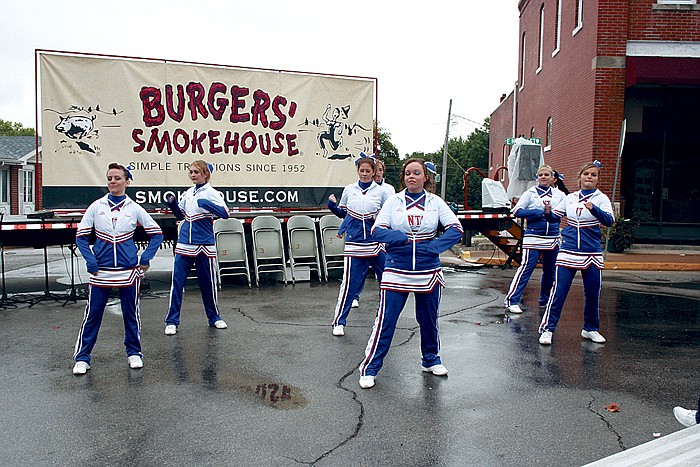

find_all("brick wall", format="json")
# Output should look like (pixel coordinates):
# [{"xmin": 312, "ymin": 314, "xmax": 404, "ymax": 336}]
[
  {"xmin": 629, "ymin": 0, "xmax": 700, "ymax": 41},
  {"xmin": 491, "ymin": 0, "xmax": 698, "ymax": 200},
  {"xmin": 488, "ymin": 93, "xmax": 514, "ymax": 180}
]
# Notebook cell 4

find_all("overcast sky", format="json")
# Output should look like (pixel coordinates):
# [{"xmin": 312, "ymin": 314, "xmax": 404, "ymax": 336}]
[{"xmin": 1, "ymin": 1, "xmax": 519, "ymax": 156}]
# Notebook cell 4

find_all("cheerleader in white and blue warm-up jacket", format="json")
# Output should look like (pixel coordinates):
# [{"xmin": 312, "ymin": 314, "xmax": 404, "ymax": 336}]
[
  {"xmin": 358, "ymin": 159, "xmax": 463, "ymax": 389},
  {"xmin": 73, "ymin": 163, "xmax": 163, "ymax": 375},
  {"xmin": 504, "ymin": 165, "xmax": 566, "ymax": 314},
  {"xmin": 164, "ymin": 160, "xmax": 229, "ymax": 335},
  {"xmin": 538, "ymin": 161, "xmax": 614, "ymax": 345},
  {"xmin": 328, "ymin": 155, "xmax": 388, "ymax": 336}
]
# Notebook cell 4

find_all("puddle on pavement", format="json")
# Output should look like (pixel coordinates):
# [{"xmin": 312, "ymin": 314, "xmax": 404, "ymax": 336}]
[
  {"xmin": 491, "ymin": 314, "xmax": 513, "ymax": 324},
  {"xmin": 221, "ymin": 373, "xmax": 308, "ymax": 410}
]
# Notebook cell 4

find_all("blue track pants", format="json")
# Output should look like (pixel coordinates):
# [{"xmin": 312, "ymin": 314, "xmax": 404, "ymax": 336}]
[
  {"xmin": 504, "ymin": 246, "xmax": 558, "ymax": 307},
  {"xmin": 360, "ymin": 286, "xmax": 442, "ymax": 377},
  {"xmin": 539, "ymin": 265, "xmax": 602, "ymax": 333},
  {"xmin": 332, "ymin": 252, "xmax": 385, "ymax": 327},
  {"xmin": 74, "ymin": 280, "xmax": 142, "ymax": 364},
  {"xmin": 165, "ymin": 252, "xmax": 221, "ymax": 326}
]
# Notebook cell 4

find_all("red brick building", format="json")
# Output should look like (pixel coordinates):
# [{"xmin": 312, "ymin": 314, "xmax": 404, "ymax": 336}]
[{"xmin": 489, "ymin": 0, "xmax": 700, "ymax": 242}]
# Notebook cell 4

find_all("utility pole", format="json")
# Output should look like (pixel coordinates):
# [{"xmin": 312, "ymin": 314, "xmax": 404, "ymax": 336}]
[{"xmin": 440, "ymin": 99, "xmax": 452, "ymax": 199}]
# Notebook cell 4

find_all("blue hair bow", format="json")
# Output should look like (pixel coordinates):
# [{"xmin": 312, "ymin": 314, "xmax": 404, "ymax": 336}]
[
  {"xmin": 593, "ymin": 160, "xmax": 603, "ymax": 168},
  {"xmin": 425, "ymin": 161, "xmax": 437, "ymax": 175},
  {"xmin": 355, "ymin": 152, "xmax": 377, "ymax": 166},
  {"xmin": 124, "ymin": 164, "xmax": 134, "ymax": 181},
  {"xmin": 553, "ymin": 170, "xmax": 564, "ymax": 180},
  {"xmin": 207, "ymin": 162, "xmax": 214, "ymax": 173}
]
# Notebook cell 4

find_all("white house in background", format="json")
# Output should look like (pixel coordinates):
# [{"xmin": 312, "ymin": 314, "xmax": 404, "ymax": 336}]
[{"xmin": 0, "ymin": 136, "xmax": 39, "ymax": 215}]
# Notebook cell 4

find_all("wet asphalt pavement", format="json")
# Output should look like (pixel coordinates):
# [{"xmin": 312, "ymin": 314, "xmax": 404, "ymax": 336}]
[{"xmin": 0, "ymin": 247, "xmax": 699, "ymax": 466}]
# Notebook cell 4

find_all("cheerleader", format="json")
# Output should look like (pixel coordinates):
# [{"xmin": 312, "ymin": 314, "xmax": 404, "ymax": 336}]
[
  {"xmin": 538, "ymin": 161, "xmax": 614, "ymax": 345},
  {"xmin": 73, "ymin": 163, "xmax": 163, "ymax": 375},
  {"xmin": 504, "ymin": 164, "xmax": 566, "ymax": 314},
  {"xmin": 164, "ymin": 160, "xmax": 230, "ymax": 335},
  {"xmin": 358, "ymin": 159, "xmax": 463, "ymax": 389},
  {"xmin": 374, "ymin": 159, "xmax": 396, "ymax": 198},
  {"xmin": 328, "ymin": 154, "xmax": 388, "ymax": 336}
]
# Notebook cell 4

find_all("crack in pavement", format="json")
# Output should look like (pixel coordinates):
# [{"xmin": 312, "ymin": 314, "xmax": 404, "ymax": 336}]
[
  {"xmin": 233, "ymin": 306, "xmax": 366, "ymax": 466},
  {"xmin": 588, "ymin": 392, "xmax": 626, "ymax": 451}
]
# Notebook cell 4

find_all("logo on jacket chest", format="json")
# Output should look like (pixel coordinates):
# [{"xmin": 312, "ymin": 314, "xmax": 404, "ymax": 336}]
[{"xmin": 407, "ymin": 214, "xmax": 423, "ymax": 229}]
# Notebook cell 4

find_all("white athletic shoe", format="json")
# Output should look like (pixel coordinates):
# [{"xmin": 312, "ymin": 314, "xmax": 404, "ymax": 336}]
[
  {"xmin": 332, "ymin": 325, "xmax": 345, "ymax": 336},
  {"xmin": 72, "ymin": 361, "xmax": 90, "ymax": 375},
  {"xmin": 128, "ymin": 355, "xmax": 143, "ymax": 369},
  {"xmin": 581, "ymin": 330, "xmax": 606, "ymax": 343},
  {"xmin": 213, "ymin": 319, "xmax": 228, "ymax": 329},
  {"xmin": 673, "ymin": 407, "xmax": 698, "ymax": 427},
  {"xmin": 164, "ymin": 324, "xmax": 177, "ymax": 335},
  {"xmin": 539, "ymin": 331, "xmax": 553, "ymax": 345},
  {"xmin": 351, "ymin": 299, "xmax": 359, "ymax": 308},
  {"xmin": 359, "ymin": 375, "xmax": 375, "ymax": 389},
  {"xmin": 422, "ymin": 364, "xmax": 449, "ymax": 376},
  {"xmin": 506, "ymin": 304, "xmax": 523, "ymax": 314}
]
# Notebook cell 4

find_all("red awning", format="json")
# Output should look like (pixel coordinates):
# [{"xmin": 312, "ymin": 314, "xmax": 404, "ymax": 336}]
[{"xmin": 626, "ymin": 56, "xmax": 700, "ymax": 87}]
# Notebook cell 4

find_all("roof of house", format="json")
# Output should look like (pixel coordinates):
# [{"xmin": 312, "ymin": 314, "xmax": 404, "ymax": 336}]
[{"xmin": 0, "ymin": 136, "xmax": 41, "ymax": 163}]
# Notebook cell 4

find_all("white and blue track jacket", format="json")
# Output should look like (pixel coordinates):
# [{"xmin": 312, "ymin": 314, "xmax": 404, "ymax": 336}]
[
  {"xmin": 512, "ymin": 185, "xmax": 566, "ymax": 250},
  {"xmin": 371, "ymin": 190, "xmax": 463, "ymax": 292},
  {"xmin": 169, "ymin": 183, "xmax": 229, "ymax": 246},
  {"xmin": 76, "ymin": 194, "xmax": 163, "ymax": 285},
  {"xmin": 548, "ymin": 189, "xmax": 614, "ymax": 269},
  {"xmin": 330, "ymin": 181, "xmax": 388, "ymax": 256}
]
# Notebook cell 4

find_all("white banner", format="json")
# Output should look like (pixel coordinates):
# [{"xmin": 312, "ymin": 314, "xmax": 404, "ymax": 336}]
[{"xmin": 39, "ymin": 52, "xmax": 375, "ymax": 209}]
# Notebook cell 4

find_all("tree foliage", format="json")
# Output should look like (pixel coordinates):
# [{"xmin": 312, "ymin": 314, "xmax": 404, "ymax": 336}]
[
  {"xmin": 401, "ymin": 119, "xmax": 490, "ymax": 208},
  {"xmin": 376, "ymin": 124, "xmax": 403, "ymax": 190},
  {"xmin": 0, "ymin": 119, "xmax": 35, "ymax": 136}
]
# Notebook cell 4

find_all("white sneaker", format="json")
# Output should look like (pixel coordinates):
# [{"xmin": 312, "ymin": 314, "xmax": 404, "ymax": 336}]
[
  {"xmin": 359, "ymin": 375, "xmax": 375, "ymax": 389},
  {"xmin": 351, "ymin": 299, "xmax": 359, "ymax": 308},
  {"xmin": 72, "ymin": 361, "xmax": 90, "ymax": 375},
  {"xmin": 539, "ymin": 331, "xmax": 553, "ymax": 345},
  {"xmin": 506, "ymin": 304, "xmax": 523, "ymax": 314},
  {"xmin": 581, "ymin": 330, "xmax": 606, "ymax": 343},
  {"xmin": 673, "ymin": 406, "xmax": 698, "ymax": 427},
  {"xmin": 332, "ymin": 325, "xmax": 345, "ymax": 336},
  {"xmin": 213, "ymin": 319, "xmax": 228, "ymax": 329},
  {"xmin": 422, "ymin": 364, "xmax": 449, "ymax": 376},
  {"xmin": 164, "ymin": 324, "xmax": 177, "ymax": 335},
  {"xmin": 128, "ymin": 355, "xmax": 143, "ymax": 369}
]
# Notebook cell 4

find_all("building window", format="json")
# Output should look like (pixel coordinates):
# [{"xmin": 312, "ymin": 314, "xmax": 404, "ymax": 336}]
[
  {"xmin": 545, "ymin": 117, "xmax": 553, "ymax": 151},
  {"xmin": 553, "ymin": 0, "xmax": 562, "ymax": 56},
  {"xmin": 657, "ymin": 0, "xmax": 696, "ymax": 3},
  {"xmin": 531, "ymin": 127, "xmax": 536, "ymax": 138},
  {"xmin": 0, "ymin": 169, "xmax": 8, "ymax": 204},
  {"xmin": 21, "ymin": 170, "xmax": 34, "ymax": 203},
  {"xmin": 520, "ymin": 32, "xmax": 526, "ymax": 89},
  {"xmin": 537, "ymin": 4, "xmax": 545, "ymax": 73},
  {"xmin": 573, "ymin": 0, "xmax": 583, "ymax": 35}
]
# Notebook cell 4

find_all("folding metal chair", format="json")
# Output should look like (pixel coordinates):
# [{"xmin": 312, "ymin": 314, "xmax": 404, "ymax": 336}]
[
  {"xmin": 286, "ymin": 215, "xmax": 322, "ymax": 284},
  {"xmin": 318, "ymin": 214, "xmax": 345, "ymax": 282},
  {"xmin": 251, "ymin": 215, "xmax": 287, "ymax": 287},
  {"xmin": 214, "ymin": 218, "xmax": 251, "ymax": 288}
]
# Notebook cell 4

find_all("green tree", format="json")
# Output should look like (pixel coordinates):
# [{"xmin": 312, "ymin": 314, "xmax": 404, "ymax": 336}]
[
  {"xmin": 434, "ymin": 119, "xmax": 490, "ymax": 208},
  {"xmin": 376, "ymin": 124, "xmax": 403, "ymax": 190},
  {"xmin": 0, "ymin": 119, "xmax": 35, "ymax": 136}
]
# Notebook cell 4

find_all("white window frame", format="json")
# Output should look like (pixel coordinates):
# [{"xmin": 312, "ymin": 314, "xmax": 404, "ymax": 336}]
[
  {"xmin": 545, "ymin": 117, "xmax": 553, "ymax": 152},
  {"xmin": 0, "ymin": 168, "xmax": 9, "ymax": 204},
  {"xmin": 657, "ymin": 0, "xmax": 696, "ymax": 4},
  {"xmin": 552, "ymin": 0, "xmax": 562, "ymax": 57},
  {"xmin": 537, "ymin": 4, "xmax": 545, "ymax": 73},
  {"xmin": 573, "ymin": 0, "xmax": 584, "ymax": 36},
  {"xmin": 21, "ymin": 169, "xmax": 34, "ymax": 204},
  {"xmin": 520, "ymin": 32, "xmax": 526, "ymax": 90}
]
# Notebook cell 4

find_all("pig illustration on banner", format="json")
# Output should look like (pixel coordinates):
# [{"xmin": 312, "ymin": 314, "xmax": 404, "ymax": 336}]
[{"xmin": 55, "ymin": 115, "xmax": 96, "ymax": 139}]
